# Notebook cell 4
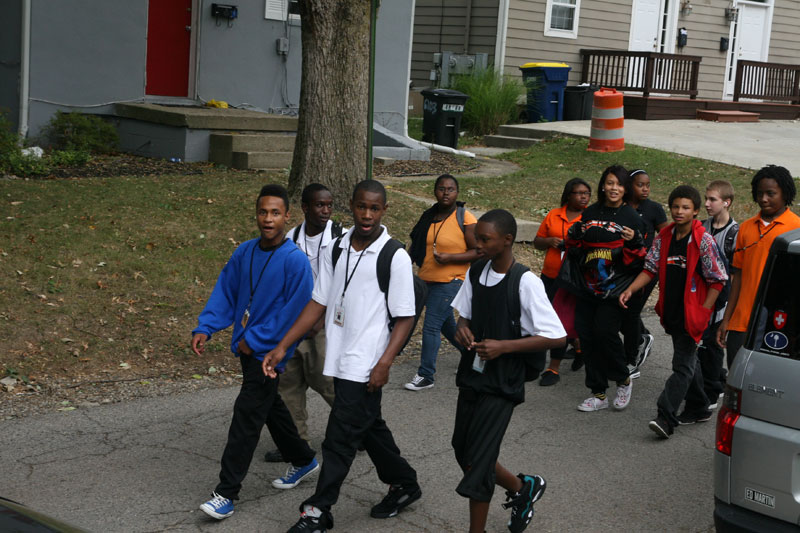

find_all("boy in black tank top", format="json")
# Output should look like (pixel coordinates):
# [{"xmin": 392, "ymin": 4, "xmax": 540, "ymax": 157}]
[{"xmin": 451, "ymin": 209, "xmax": 566, "ymax": 533}]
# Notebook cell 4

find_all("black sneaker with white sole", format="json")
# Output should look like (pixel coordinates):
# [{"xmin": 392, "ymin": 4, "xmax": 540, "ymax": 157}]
[
  {"xmin": 503, "ymin": 474, "xmax": 546, "ymax": 533},
  {"xmin": 287, "ymin": 512, "xmax": 328, "ymax": 533},
  {"xmin": 676, "ymin": 409, "xmax": 714, "ymax": 425},
  {"xmin": 637, "ymin": 333, "xmax": 654, "ymax": 368},
  {"xmin": 648, "ymin": 416, "xmax": 674, "ymax": 439},
  {"xmin": 404, "ymin": 374, "xmax": 434, "ymax": 391},
  {"xmin": 369, "ymin": 483, "xmax": 422, "ymax": 518}
]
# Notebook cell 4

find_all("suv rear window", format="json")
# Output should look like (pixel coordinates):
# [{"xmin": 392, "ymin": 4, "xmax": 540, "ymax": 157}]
[{"xmin": 748, "ymin": 251, "xmax": 800, "ymax": 360}]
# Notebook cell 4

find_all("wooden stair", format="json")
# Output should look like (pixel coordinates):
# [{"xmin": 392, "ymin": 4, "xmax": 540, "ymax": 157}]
[
  {"xmin": 696, "ymin": 110, "xmax": 760, "ymax": 123},
  {"xmin": 209, "ymin": 132, "xmax": 296, "ymax": 170}
]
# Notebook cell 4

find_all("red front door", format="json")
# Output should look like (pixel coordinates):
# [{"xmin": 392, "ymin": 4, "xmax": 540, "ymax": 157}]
[{"xmin": 146, "ymin": 0, "xmax": 192, "ymax": 97}]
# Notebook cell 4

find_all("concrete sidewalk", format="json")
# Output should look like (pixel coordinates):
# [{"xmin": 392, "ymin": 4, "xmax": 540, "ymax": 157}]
[{"xmin": 507, "ymin": 118, "xmax": 800, "ymax": 177}]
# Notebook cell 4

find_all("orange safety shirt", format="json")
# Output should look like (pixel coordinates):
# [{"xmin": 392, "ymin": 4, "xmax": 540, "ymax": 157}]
[
  {"xmin": 536, "ymin": 205, "xmax": 582, "ymax": 279},
  {"xmin": 729, "ymin": 208, "xmax": 800, "ymax": 332},
  {"xmin": 417, "ymin": 209, "xmax": 477, "ymax": 283}
]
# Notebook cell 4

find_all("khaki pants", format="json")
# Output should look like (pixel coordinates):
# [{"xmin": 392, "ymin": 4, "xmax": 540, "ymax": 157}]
[{"xmin": 279, "ymin": 331, "xmax": 335, "ymax": 442}]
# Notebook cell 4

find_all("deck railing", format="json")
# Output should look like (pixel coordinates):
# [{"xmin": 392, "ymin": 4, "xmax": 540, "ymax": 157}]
[
  {"xmin": 733, "ymin": 60, "xmax": 800, "ymax": 104},
  {"xmin": 580, "ymin": 49, "xmax": 701, "ymax": 99}
]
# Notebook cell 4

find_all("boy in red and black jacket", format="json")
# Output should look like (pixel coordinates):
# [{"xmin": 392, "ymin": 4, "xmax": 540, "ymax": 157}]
[{"xmin": 620, "ymin": 185, "xmax": 728, "ymax": 439}]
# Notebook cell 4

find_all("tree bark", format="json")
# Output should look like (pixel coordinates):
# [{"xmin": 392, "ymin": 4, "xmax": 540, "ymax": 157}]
[{"xmin": 288, "ymin": 0, "xmax": 372, "ymax": 206}]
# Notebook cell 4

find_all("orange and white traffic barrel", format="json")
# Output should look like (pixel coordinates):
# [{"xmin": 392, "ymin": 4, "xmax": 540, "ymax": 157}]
[{"xmin": 588, "ymin": 87, "xmax": 624, "ymax": 152}]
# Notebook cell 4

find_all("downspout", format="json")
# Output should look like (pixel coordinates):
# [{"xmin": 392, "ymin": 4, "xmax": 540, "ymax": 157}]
[
  {"xmin": 18, "ymin": 0, "xmax": 31, "ymax": 139},
  {"xmin": 494, "ymin": 0, "xmax": 509, "ymax": 75},
  {"xmin": 464, "ymin": 0, "xmax": 472, "ymax": 54}
]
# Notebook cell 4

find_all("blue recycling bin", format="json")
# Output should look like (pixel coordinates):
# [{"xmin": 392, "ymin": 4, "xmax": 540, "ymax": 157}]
[{"xmin": 519, "ymin": 62, "xmax": 571, "ymax": 122}]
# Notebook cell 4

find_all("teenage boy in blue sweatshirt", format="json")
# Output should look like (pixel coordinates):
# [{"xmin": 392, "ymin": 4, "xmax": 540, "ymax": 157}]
[
  {"xmin": 191, "ymin": 184, "xmax": 319, "ymax": 520},
  {"xmin": 262, "ymin": 180, "xmax": 420, "ymax": 533}
]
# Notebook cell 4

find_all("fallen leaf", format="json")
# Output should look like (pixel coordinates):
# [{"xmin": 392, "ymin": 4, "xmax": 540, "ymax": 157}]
[
  {"xmin": 11, "ymin": 201, "xmax": 22, "ymax": 205},
  {"xmin": 58, "ymin": 406, "xmax": 76, "ymax": 412},
  {"xmin": 72, "ymin": 259, "xmax": 82, "ymax": 267},
  {"xmin": 60, "ymin": 338, "xmax": 73, "ymax": 343},
  {"xmin": 119, "ymin": 362, "xmax": 130, "ymax": 369},
  {"xmin": 96, "ymin": 280, "xmax": 107, "ymax": 289},
  {"xmin": 192, "ymin": 374, "xmax": 203, "ymax": 380},
  {"xmin": 146, "ymin": 242, "xmax": 155, "ymax": 251}
]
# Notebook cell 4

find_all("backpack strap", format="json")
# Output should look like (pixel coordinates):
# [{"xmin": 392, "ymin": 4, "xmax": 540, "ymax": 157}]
[
  {"xmin": 505, "ymin": 262, "xmax": 530, "ymax": 338},
  {"xmin": 330, "ymin": 221, "xmax": 343, "ymax": 239},
  {"xmin": 376, "ymin": 239, "xmax": 405, "ymax": 296},
  {"xmin": 456, "ymin": 203, "xmax": 466, "ymax": 234},
  {"xmin": 330, "ymin": 236, "xmax": 344, "ymax": 270},
  {"xmin": 292, "ymin": 225, "xmax": 302, "ymax": 243},
  {"xmin": 468, "ymin": 258, "xmax": 490, "ymax": 289}
]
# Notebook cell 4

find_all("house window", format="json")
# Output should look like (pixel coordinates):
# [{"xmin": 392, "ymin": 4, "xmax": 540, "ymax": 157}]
[
  {"xmin": 544, "ymin": 0, "xmax": 581, "ymax": 39},
  {"xmin": 265, "ymin": 0, "xmax": 300, "ymax": 22}
]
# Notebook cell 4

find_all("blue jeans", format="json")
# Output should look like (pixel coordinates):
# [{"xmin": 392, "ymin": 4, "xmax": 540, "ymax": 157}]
[{"xmin": 418, "ymin": 279, "xmax": 463, "ymax": 381}]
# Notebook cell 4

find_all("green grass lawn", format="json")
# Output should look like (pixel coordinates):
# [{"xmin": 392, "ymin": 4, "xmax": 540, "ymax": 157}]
[
  {"xmin": 390, "ymin": 135, "xmax": 769, "ymax": 225},
  {"xmin": 1, "ymin": 137, "xmax": 795, "ymax": 383}
]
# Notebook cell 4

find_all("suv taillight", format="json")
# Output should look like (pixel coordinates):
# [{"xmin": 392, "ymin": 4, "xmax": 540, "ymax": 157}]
[{"xmin": 716, "ymin": 385, "xmax": 741, "ymax": 456}]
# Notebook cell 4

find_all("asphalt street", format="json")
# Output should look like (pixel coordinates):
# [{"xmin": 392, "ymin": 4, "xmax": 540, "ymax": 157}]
[{"xmin": 0, "ymin": 312, "xmax": 716, "ymax": 533}]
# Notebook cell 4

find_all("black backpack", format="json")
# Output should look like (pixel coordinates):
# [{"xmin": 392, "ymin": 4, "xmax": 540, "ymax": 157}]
[
  {"xmin": 292, "ymin": 221, "xmax": 343, "ymax": 243},
  {"xmin": 331, "ymin": 236, "xmax": 428, "ymax": 354},
  {"xmin": 467, "ymin": 258, "xmax": 546, "ymax": 382}
]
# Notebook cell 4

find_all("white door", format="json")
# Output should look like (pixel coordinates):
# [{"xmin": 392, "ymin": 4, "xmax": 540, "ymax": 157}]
[
  {"xmin": 723, "ymin": 1, "xmax": 773, "ymax": 98},
  {"xmin": 628, "ymin": 0, "xmax": 678, "ymax": 89},
  {"xmin": 629, "ymin": 0, "xmax": 661, "ymax": 52}
]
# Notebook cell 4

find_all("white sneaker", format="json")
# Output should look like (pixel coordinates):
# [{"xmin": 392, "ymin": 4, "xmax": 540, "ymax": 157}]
[
  {"xmin": 613, "ymin": 380, "xmax": 632, "ymax": 410},
  {"xmin": 577, "ymin": 396, "xmax": 609, "ymax": 412},
  {"xmin": 404, "ymin": 373, "xmax": 434, "ymax": 391}
]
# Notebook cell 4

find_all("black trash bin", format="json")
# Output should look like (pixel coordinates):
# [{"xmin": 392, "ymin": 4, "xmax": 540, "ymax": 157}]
[
  {"xmin": 564, "ymin": 85, "xmax": 599, "ymax": 120},
  {"xmin": 421, "ymin": 88, "xmax": 470, "ymax": 149}
]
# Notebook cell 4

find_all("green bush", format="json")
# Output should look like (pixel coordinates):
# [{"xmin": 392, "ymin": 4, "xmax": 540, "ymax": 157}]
[
  {"xmin": 0, "ymin": 110, "xmax": 22, "ymax": 172},
  {"xmin": 43, "ymin": 111, "xmax": 118, "ymax": 153},
  {"xmin": 450, "ymin": 68, "xmax": 525, "ymax": 137},
  {"xmin": 6, "ymin": 151, "xmax": 52, "ymax": 177},
  {"xmin": 50, "ymin": 149, "xmax": 91, "ymax": 167}
]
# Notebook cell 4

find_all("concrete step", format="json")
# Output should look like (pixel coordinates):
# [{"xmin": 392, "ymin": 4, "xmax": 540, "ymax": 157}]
[
  {"xmin": 115, "ymin": 103, "xmax": 298, "ymax": 131},
  {"xmin": 231, "ymin": 151, "xmax": 294, "ymax": 170},
  {"xmin": 696, "ymin": 110, "xmax": 760, "ymax": 122},
  {"xmin": 497, "ymin": 125, "xmax": 555, "ymax": 139},
  {"xmin": 483, "ymin": 135, "xmax": 541, "ymax": 149},
  {"xmin": 209, "ymin": 133, "xmax": 296, "ymax": 166}
]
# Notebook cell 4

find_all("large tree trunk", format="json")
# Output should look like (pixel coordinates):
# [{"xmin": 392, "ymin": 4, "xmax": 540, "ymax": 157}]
[{"xmin": 288, "ymin": 0, "xmax": 372, "ymax": 206}]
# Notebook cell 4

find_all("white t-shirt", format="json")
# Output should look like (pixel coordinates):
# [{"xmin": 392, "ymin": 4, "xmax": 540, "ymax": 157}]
[
  {"xmin": 313, "ymin": 226, "xmax": 415, "ymax": 382},
  {"xmin": 452, "ymin": 262, "xmax": 566, "ymax": 339},
  {"xmin": 287, "ymin": 220, "xmax": 339, "ymax": 280}
]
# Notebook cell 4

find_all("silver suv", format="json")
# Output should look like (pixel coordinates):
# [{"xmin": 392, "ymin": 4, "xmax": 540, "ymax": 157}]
[{"xmin": 714, "ymin": 228, "xmax": 800, "ymax": 531}]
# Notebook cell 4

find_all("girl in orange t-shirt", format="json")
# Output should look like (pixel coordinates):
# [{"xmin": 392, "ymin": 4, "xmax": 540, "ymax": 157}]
[
  {"xmin": 533, "ymin": 178, "xmax": 591, "ymax": 386},
  {"xmin": 405, "ymin": 174, "xmax": 478, "ymax": 391}
]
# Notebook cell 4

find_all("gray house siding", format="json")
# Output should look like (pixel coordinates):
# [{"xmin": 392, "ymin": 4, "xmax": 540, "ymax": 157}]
[
  {"xmin": 504, "ymin": 0, "xmax": 800, "ymax": 101},
  {"xmin": 411, "ymin": 0, "xmax": 499, "ymax": 89},
  {"xmin": 27, "ymin": 1, "xmax": 149, "ymax": 136},
  {"xmin": 504, "ymin": 0, "xmax": 630, "ymax": 85},
  {"xmin": 10, "ymin": 0, "xmax": 412, "ymax": 141},
  {"xmin": 769, "ymin": 3, "xmax": 800, "ymax": 64},
  {"xmin": 0, "ymin": 0, "xmax": 22, "ymax": 131}
]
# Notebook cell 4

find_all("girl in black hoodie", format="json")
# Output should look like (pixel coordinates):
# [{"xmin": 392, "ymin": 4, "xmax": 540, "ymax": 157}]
[{"xmin": 560, "ymin": 165, "xmax": 646, "ymax": 412}]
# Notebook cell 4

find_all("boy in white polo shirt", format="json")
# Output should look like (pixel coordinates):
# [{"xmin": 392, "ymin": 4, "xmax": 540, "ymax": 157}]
[
  {"xmin": 262, "ymin": 180, "xmax": 420, "ymax": 532},
  {"xmin": 264, "ymin": 183, "xmax": 341, "ymax": 464}
]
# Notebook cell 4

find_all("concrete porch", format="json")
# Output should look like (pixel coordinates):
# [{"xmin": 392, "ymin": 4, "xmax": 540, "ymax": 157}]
[{"xmin": 111, "ymin": 103, "xmax": 429, "ymax": 169}]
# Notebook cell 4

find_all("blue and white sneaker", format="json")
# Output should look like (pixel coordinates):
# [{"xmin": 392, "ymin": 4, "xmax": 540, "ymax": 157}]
[
  {"xmin": 199, "ymin": 492, "xmax": 234, "ymax": 520},
  {"xmin": 271, "ymin": 457, "xmax": 320, "ymax": 489},
  {"xmin": 503, "ymin": 474, "xmax": 546, "ymax": 533}
]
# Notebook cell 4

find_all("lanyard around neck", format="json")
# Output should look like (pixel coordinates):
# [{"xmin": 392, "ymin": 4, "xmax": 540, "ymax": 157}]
[
  {"xmin": 303, "ymin": 223, "xmax": 325, "ymax": 273},
  {"xmin": 249, "ymin": 240, "xmax": 282, "ymax": 306},
  {"xmin": 341, "ymin": 243, "xmax": 367, "ymax": 300}
]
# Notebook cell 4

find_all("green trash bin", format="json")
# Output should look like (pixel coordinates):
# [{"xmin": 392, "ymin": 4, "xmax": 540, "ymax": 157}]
[
  {"xmin": 519, "ymin": 62, "xmax": 571, "ymax": 122},
  {"xmin": 421, "ymin": 88, "xmax": 470, "ymax": 149}
]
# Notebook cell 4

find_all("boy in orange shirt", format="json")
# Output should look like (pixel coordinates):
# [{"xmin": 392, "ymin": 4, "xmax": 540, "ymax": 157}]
[{"xmin": 717, "ymin": 165, "xmax": 800, "ymax": 365}]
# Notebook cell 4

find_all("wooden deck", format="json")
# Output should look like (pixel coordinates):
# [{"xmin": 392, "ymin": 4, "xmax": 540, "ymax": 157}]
[{"xmin": 624, "ymin": 95, "xmax": 800, "ymax": 120}]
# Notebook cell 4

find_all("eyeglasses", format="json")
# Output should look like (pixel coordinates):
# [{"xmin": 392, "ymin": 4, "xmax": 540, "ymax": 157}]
[{"xmin": 571, "ymin": 191, "xmax": 591, "ymax": 196}]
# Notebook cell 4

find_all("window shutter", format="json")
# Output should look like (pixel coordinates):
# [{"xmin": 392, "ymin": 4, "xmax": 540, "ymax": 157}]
[{"xmin": 265, "ymin": 0, "xmax": 287, "ymax": 21}]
